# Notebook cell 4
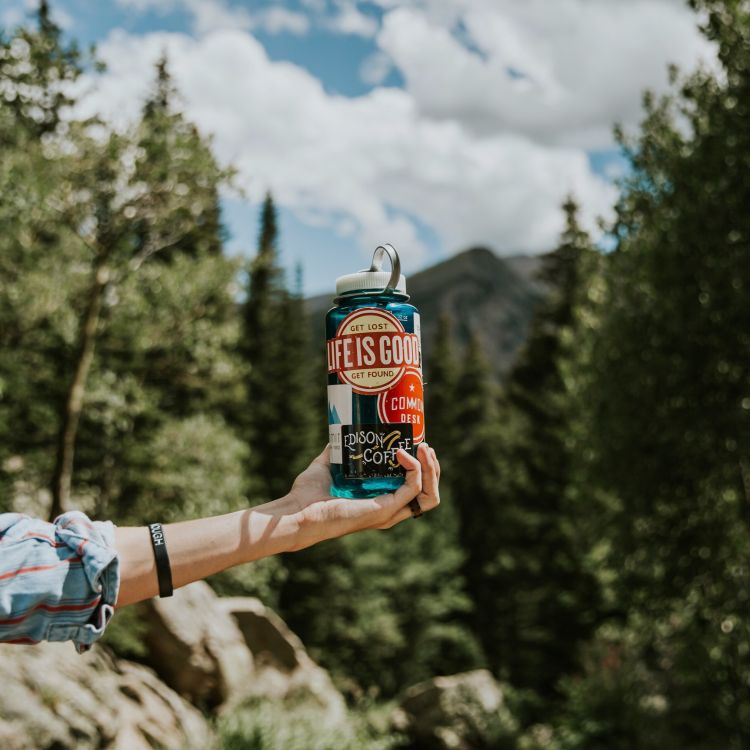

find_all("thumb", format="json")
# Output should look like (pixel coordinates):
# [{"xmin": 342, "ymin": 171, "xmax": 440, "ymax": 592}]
[{"xmin": 312, "ymin": 444, "xmax": 331, "ymax": 468}]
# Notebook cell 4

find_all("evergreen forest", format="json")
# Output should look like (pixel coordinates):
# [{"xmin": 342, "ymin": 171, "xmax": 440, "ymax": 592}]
[{"xmin": 1, "ymin": 1, "xmax": 749, "ymax": 747}]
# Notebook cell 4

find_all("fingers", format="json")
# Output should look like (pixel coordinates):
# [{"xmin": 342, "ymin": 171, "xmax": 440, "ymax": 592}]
[
  {"xmin": 389, "ymin": 448, "xmax": 423, "ymax": 507},
  {"xmin": 417, "ymin": 443, "xmax": 440, "ymax": 510},
  {"xmin": 431, "ymin": 447, "xmax": 440, "ymax": 481},
  {"xmin": 378, "ymin": 503, "xmax": 415, "ymax": 529},
  {"xmin": 372, "ymin": 443, "xmax": 441, "ymax": 530},
  {"xmin": 360, "ymin": 448, "xmax": 421, "ymax": 519}
]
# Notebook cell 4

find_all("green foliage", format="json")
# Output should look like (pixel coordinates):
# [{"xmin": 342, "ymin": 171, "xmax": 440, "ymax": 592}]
[
  {"xmin": 216, "ymin": 698, "xmax": 405, "ymax": 750},
  {"xmin": 134, "ymin": 55, "xmax": 227, "ymax": 258},
  {"xmin": 425, "ymin": 313, "xmax": 458, "ymax": 474},
  {"xmin": 469, "ymin": 202, "xmax": 602, "ymax": 699},
  {"xmin": 3, "ymin": 4, "xmax": 750, "ymax": 748},
  {"xmin": 131, "ymin": 414, "xmax": 247, "ymax": 522},
  {"xmin": 281, "ymin": 319, "xmax": 484, "ymax": 694},
  {"xmin": 445, "ymin": 336, "xmax": 505, "ymax": 659},
  {"xmin": 279, "ymin": 506, "xmax": 484, "ymax": 699},
  {"xmin": 0, "ymin": 1, "xmax": 82, "ymax": 139},
  {"xmin": 207, "ymin": 558, "xmax": 288, "ymax": 612},
  {"xmin": 239, "ymin": 193, "xmax": 316, "ymax": 502},
  {"xmin": 558, "ymin": 2, "xmax": 750, "ymax": 746},
  {"xmin": 100, "ymin": 602, "xmax": 150, "ymax": 660},
  {"xmin": 0, "ymin": 20, "xmax": 88, "ymax": 506}
]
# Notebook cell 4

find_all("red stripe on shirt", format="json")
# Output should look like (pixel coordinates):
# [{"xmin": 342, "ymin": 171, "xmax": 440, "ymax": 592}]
[
  {"xmin": 0, "ymin": 556, "xmax": 82, "ymax": 582},
  {"xmin": 0, "ymin": 532, "xmax": 66, "ymax": 548},
  {"xmin": 59, "ymin": 517, "xmax": 96, "ymax": 532},
  {"xmin": 22, "ymin": 532, "xmax": 67, "ymax": 548},
  {"xmin": 0, "ymin": 595, "xmax": 102, "ymax": 627},
  {"xmin": 0, "ymin": 636, "xmax": 41, "ymax": 645}
]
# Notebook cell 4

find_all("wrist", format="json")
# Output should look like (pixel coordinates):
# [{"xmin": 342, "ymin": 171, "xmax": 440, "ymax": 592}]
[
  {"xmin": 243, "ymin": 496, "xmax": 303, "ymax": 560},
  {"xmin": 278, "ymin": 495, "xmax": 330, "ymax": 553}
]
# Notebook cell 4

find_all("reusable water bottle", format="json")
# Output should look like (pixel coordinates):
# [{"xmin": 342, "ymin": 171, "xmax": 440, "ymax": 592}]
[{"xmin": 326, "ymin": 245, "xmax": 425, "ymax": 498}]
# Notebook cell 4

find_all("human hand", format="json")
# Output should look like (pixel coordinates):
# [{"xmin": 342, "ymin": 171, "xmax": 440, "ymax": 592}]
[{"xmin": 283, "ymin": 442, "xmax": 441, "ymax": 552}]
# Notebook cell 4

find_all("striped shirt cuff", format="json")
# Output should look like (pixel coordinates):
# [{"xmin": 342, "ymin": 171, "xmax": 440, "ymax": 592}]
[{"xmin": 0, "ymin": 511, "xmax": 120, "ymax": 652}]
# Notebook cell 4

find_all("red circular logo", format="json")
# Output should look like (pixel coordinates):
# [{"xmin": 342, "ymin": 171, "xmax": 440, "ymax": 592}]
[
  {"xmin": 377, "ymin": 370, "xmax": 425, "ymax": 443},
  {"xmin": 328, "ymin": 308, "xmax": 420, "ymax": 395}
]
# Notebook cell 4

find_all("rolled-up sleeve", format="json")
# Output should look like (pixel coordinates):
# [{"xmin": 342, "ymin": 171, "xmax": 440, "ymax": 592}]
[{"xmin": 0, "ymin": 511, "xmax": 120, "ymax": 652}]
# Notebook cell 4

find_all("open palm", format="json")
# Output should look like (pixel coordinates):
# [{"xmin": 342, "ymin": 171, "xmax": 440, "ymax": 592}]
[{"xmin": 286, "ymin": 442, "xmax": 441, "ymax": 550}]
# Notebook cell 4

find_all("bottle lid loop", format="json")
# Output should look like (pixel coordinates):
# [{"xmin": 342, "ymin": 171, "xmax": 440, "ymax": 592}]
[
  {"xmin": 334, "ymin": 243, "xmax": 408, "ymax": 299},
  {"xmin": 370, "ymin": 244, "xmax": 401, "ymax": 294}
]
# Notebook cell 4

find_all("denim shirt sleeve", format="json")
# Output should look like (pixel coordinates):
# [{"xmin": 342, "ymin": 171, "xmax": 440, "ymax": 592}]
[{"xmin": 0, "ymin": 511, "xmax": 120, "ymax": 652}]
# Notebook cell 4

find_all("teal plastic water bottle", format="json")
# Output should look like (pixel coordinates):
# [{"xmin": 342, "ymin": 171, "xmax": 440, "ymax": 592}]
[{"xmin": 326, "ymin": 245, "xmax": 425, "ymax": 498}]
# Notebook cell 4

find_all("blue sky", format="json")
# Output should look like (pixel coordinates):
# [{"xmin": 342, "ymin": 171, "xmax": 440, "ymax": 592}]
[{"xmin": 3, "ymin": 0, "xmax": 711, "ymax": 294}]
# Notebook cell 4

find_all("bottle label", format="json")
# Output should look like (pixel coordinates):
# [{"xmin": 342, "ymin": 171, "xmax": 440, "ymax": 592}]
[
  {"xmin": 377, "ymin": 369, "xmax": 425, "ymax": 443},
  {"xmin": 327, "ymin": 309, "xmax": 421, "ymax": 395},
  {"xmin": 328, "ymin": 383, "xmax": 353, "ymax": 464},
  {"xmin": 327, "ymin": 307, "xmax": 425, "ymax": 473},
  {"xmin": 342, "ymin": 424, "xmax": 414, "ymax": 478}
]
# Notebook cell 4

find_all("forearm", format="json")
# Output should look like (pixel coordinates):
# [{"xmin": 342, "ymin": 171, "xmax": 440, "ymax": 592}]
[{"xmin": 113, "ymin": 496, "xmax": 300, "ymax": 608}]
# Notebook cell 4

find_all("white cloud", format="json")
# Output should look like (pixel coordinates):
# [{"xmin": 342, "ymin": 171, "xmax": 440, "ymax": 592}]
[
  {"xmin": 75, "ymin": 27, "xmax": 617, "ymax": 266},
  {"xmin": 2, "ymin": 0, "xmax": 73, "ymax": 31},
  {"xmin": 117, "ymin": 0, "xmax": 309, "ymax": 36},
  {"xmin": 116, "ymin": 0, "xmax": 176, "ymax": 12},
  {"xmin": 324, "ymin": 0, "xmax": 379, "ymax": 38},
  {"xmin": 374, "ymin": 0, "xmax": 716, "ymax": 149},
  {"xmin": 300, "ymin": 0, "xmax": 327, "ymax": 13},
  {"xmin": 360, "ymin": 50, "xmax": 393, "ymax": 86},
  {"xmin": 258, "ymin": 7, "xmax": 310, "ymax": 36},
  {"xmin": 1, "ymin": 7, "xmax": 25, "ymax": 29},
  {"xmin": 187, "ymin": 0, "xmax": 253, "ymax": 34},
  {"xmin": 112, "ymin": 0, "xmax": 715, "ymax": 152}
]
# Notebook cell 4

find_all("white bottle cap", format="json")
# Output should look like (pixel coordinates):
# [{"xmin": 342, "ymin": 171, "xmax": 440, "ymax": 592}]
[
  {"xmin": 335, "ymin": 244, "xmax": 407, "ymax": 297},
  {"xmin": 336, "ymin": 270, "xmax": 407, "ymax": 297}
]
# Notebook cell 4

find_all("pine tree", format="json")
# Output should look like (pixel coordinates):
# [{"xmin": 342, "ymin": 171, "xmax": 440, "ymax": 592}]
[
  {"xmin": 241, "ymin": 193, "xmax": 283, "ymax": 371},
  {"xmin": 279, "ymin": 263, "xmax": 318, "ymax": 478},
  {"xmin": 448, "ymin": 335, "xmax": 506, "ymax": 650},
  {"xmin": 0, "ymin": 1, "xmax": 82, "ymax": 141},
  {"xmin": 479, "ymin": 199, "xmax": 601, "ymax": 699},
  {"xmin": 425, "ymin": 313, "xmax": 458, "ymax": 470},
  {"xmin": 134, "ymin": 55, "xmax": 225, "ymax": 259},
  {"xmin": 0, "ymin": 6, "xmax": 85, "ymax": 507},
  {"xmin": 240, "ymin": 194, "xmax": 316, "ymax": 501},
  {"xmin": 569, "ymin": 1, "xmax": 750, "ymax": 741},
  {"xmin": 278, "ymin": 308, "xmax": 483, "ymax": 699},
  {"xmin": 278, "ymin": 494, "xmax": 484, "ymax": 699},
  {"xmin": 41, "ymin": 55, "xmax": 230, "ymax": 518}
]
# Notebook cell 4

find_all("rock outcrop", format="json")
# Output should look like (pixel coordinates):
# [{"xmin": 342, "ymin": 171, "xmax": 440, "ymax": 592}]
[
  {"xmin": 0, "ymin": 587, "xmax": 352, "ymax": 747},
  {"xmin": 141, "ymin": 580, "xmax": 254, "ymax": 710},
  {"xmin": 218, "ymin": 596, "xmax": 347, "ymax": 725},
  {"xmin": 393, "ymin": 669, "xmax": 518, "ymax": 750},
  {"xmin": 0, "ymin": 642, "xmax": 211, "ymax": 750}
]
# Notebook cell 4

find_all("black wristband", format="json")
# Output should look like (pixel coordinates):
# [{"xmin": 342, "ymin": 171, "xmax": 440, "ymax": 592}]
[{"xmin": 148, "ymin": 523, "xmax": 173, "ymax": 598}]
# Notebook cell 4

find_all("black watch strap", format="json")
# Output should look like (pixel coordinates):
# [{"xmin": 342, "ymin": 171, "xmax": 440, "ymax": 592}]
[{"xmin": 148, "ymin": 523, "xmax": 174, "ymax": 598}]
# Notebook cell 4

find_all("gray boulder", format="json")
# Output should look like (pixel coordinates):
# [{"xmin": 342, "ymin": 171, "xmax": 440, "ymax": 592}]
[
  {"xmin": 393, "ymin": 669, "xmax": 518, "ymax": 750},
  {"xmin": 218, "ymin": 596, "xmax": 347, "ymax": 724},
  {"xmin": 0, "ymin": 642, "xmax": 211, "ymax": 750},
  {"xmin": 141, "ymin": 580, "xmax": 254, "ymax": 710}
]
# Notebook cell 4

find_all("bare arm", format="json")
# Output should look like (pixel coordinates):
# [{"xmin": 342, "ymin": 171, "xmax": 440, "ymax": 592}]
[
  {"xmin": 114, "ymin": 498, "xmax": 299, "ymax": 607},
  {"xmin": 114, "ymin": 443, "xmax": 441, "ymax": 608}
]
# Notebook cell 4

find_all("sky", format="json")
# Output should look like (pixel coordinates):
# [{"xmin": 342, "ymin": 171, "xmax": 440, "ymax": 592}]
[{"xmin": 2, "ymin": 0, "xmax": 716, "ymax": 294}]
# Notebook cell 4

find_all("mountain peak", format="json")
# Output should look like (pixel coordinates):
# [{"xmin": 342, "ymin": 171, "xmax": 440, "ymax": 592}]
[
  {"xmin": 305, "ymin": 247, "xmax": 542, "ymax": 379},
  {"xmin": 403, "ymin": 248, "xmax": 541, "ymax": 378},
  {"xmin": 462, "ymin": 246, "xmax": 498, "ymax": 261}
]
